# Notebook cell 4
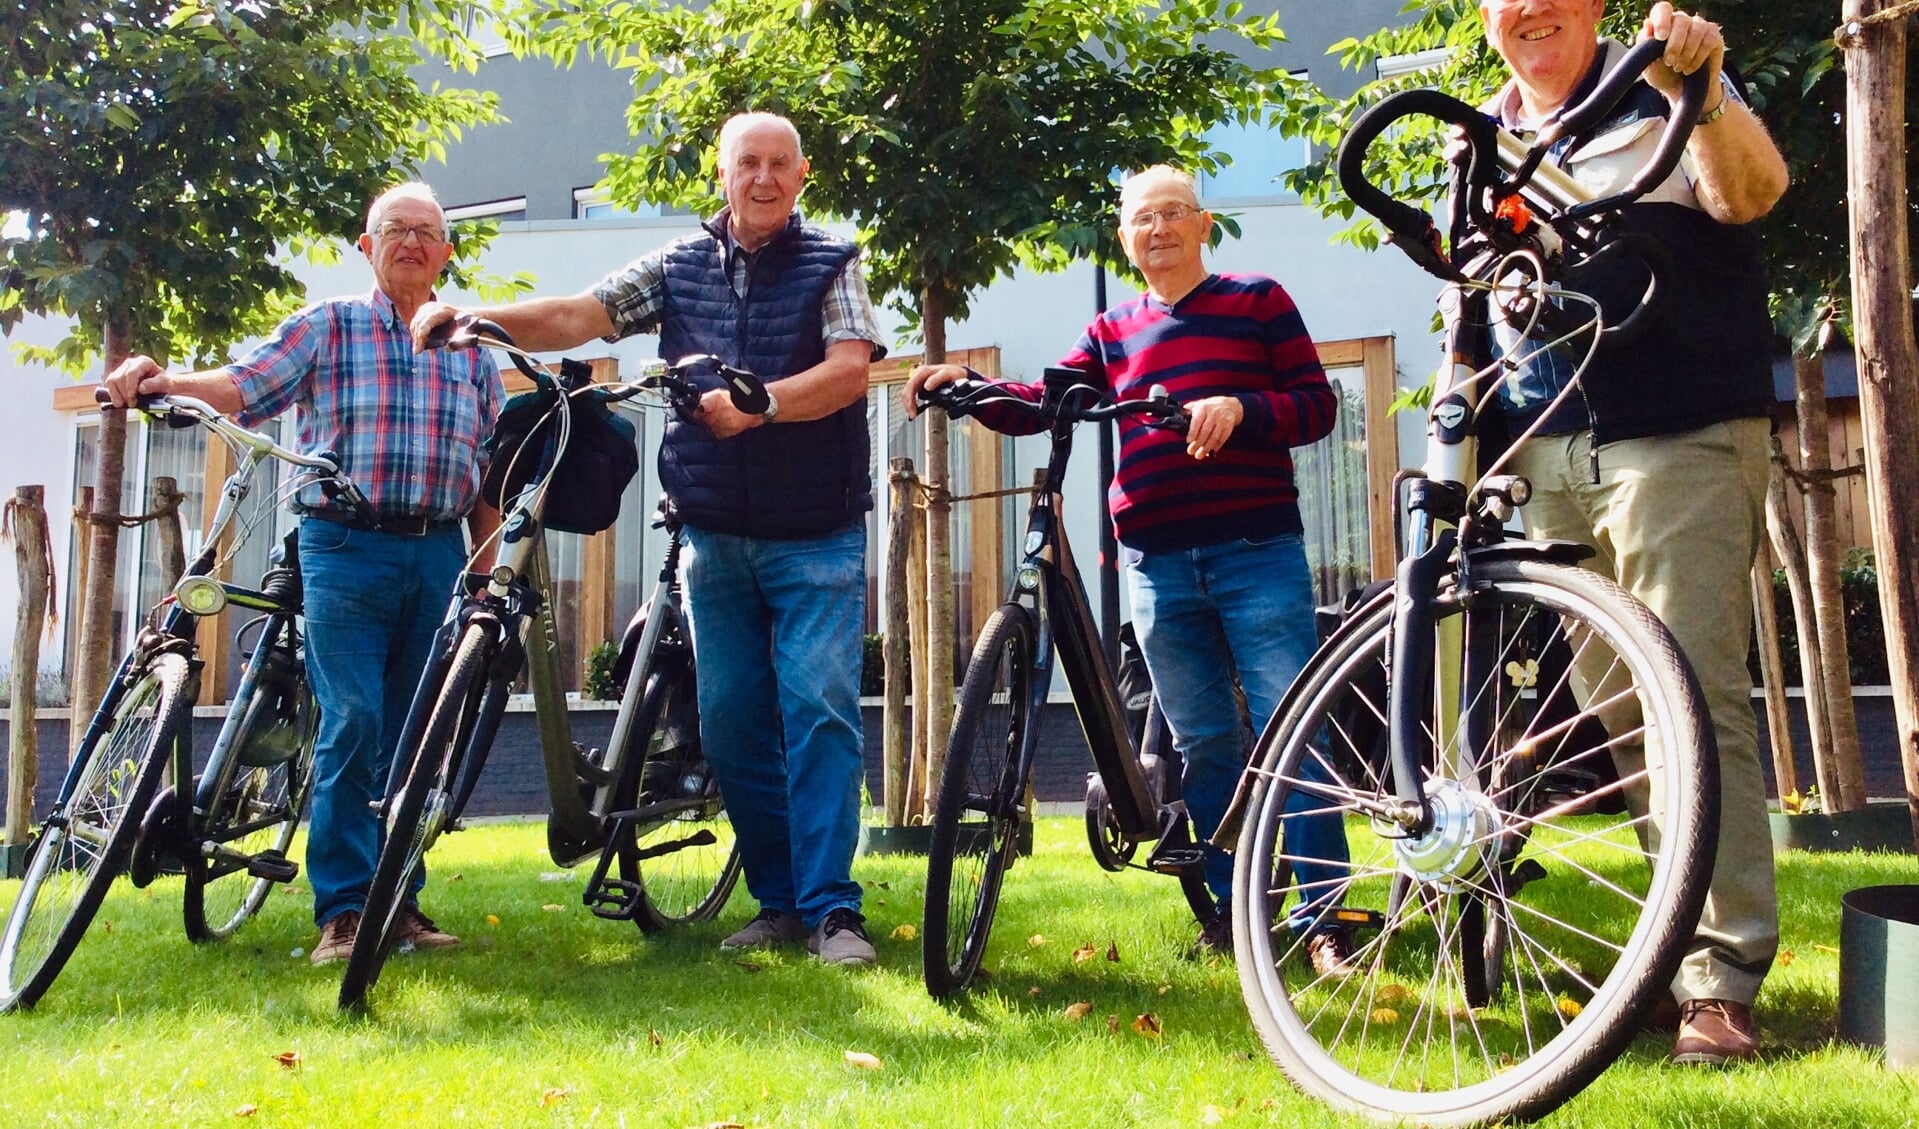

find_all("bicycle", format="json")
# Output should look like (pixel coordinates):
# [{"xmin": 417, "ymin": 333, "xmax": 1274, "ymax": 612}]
[
  {"xmin": 0, "ymin": 393, "xmax": 359, "ymax": 1011},
  {"xmin": 336, "ymin": 323, "xmax": 755, "ymax": 1010},
  {"xmin": 1214, "ymin": 39, "xmax": 1720, "ymax": 1125},
  {"xmin": 914, "ymin": 367, "xmax": 1215, "ymax": 998}
]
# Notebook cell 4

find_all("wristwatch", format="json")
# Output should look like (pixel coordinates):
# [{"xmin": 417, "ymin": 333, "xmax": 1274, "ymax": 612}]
[{"xmin": 760, "ymin": 389, "xmax": 780, "ymax": 425}]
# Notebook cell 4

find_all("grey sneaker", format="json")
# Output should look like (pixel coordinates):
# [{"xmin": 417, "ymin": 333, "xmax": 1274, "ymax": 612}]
[
  {"xmin": 808, "ymin": 908, "xmax": 876, "ymax": 966},
  {"xmin": 720, "ymin": 907, "xmax": 807, "ymax": 951}
]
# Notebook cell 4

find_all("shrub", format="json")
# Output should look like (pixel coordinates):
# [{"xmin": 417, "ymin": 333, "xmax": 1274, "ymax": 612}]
[
  {"xmin": 1751, "ymin": 548, "xmax": 1889, "ymax": 686},
  {"xmin": 582, "ymin": 640, "xmax": 621, "ymax": 701}
]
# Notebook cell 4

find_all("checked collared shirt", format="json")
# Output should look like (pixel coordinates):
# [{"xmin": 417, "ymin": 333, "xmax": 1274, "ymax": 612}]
[{"xmin": 225, "ymin": 287, "xmax": 503, "ymax": 522}]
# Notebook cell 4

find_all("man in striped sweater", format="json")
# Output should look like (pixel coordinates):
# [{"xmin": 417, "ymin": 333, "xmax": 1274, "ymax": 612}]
[{"xmin": 903, "ymin": 166, "xmax": 1352, "ymax": 970}]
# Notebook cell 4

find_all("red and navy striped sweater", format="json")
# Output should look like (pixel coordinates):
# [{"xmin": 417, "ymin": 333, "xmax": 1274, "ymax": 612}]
[{"xmin": 968, "ymin": 273, "xmax": 1336, "ymax": 551}]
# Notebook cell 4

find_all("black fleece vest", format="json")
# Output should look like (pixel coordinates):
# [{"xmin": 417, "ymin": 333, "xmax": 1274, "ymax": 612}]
[{"xmin": 657, "ymin": 212, "xmax": 871, "ymax": 538}]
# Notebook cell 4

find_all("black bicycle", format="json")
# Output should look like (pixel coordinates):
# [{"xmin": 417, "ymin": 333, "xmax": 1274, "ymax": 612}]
[
  {"xmin": 914, "ymin": 367, "xmax": 1215, "ymax": 998},
  {"xmin": 0, "ymin": 393, "xmax": 354, "ymax": 1010},
  {"xmin": 1216, "ymin": 39, "xmax": 1719, "ymax": 1125},
  {"xmin": 337, "ymin": 324, "xmax": 756, "ymax": 1010}
]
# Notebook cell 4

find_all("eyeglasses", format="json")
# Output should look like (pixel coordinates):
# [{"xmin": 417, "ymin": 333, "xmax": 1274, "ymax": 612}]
[
  {"xmin": 372, "ymin": 222, "xmax": 447, "ymax": 246},
  {"xmin": 1123, "ymin": 204, "xmax": 1199, "ymax": 229}
]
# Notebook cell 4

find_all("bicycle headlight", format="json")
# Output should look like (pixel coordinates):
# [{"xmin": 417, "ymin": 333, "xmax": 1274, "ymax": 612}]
[
  {"xmin": 1016, "ymin": 565, "xmax": 1042, "ymax": 591},
  {"xmin": 174, "ymin": 575, "xmax": 230, "ymax": 617}
]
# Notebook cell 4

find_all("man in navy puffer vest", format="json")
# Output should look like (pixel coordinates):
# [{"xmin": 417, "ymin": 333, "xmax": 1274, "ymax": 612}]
[{"xmin": 414, "ymin": 112, "xmax": 889, "ymax": 965}]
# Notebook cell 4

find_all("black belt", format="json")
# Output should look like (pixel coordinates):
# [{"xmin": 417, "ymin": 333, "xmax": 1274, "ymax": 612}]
[{"xmin": 301, "ymin": 508, "xmax": 460, "ymax": 538}]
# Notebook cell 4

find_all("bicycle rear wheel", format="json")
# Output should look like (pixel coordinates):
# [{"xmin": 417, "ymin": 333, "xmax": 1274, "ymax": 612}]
[
  {"xmin": 1, "ymin": 653, "xmax": 191, "ymax": 1011},
  {"xmin": 923, "ymin": 604, "xmax": 1036, "ymax": 998},
  {"xmin": 1232, "ymin": 558, "xmax": 1715, "ymax": 1126},
  {"xmin": 338, "ymin": 623, "xmax": 493, "ymax": 1010},
  {"xmin": 615, "ymin": 655, "xmax": 741, "ymax": 931},
  {"xmin": 184, "ymin": 642, "xmax": 317, "ymax": 942}
]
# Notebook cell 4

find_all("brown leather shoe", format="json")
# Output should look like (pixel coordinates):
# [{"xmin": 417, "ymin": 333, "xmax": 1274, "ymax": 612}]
[
  {"xmin": 393, "ymin": 905, "xmax": 460, "ymax": 952},
  {"xmin": 310, "ymin": 910, "xmax": 361, "ymax": 966},
  {"xmin": 1672, "ymin": 999, "xmax": 1760, "ymax": 1065},
  {"xmin": 1305, "ymin": 927, "xmax": 1357, "ymax": 980}
]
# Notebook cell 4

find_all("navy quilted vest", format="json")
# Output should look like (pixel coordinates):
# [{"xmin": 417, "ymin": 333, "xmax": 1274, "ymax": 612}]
[{"xmin": 657, "ymin": 211, "xmax": 871, "ymax": 538}]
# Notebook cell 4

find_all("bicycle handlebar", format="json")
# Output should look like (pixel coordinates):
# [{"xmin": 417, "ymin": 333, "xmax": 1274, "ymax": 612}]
[
  {"xmin": 94, "ymin": 387, "xmax": 378, "ymax": 523},
  {"xmin": 1335, "ymin": 36, "xmax": 1711, "ymax": 347},
  {"xmin": 916, "ymin": 370, "xmax": 1189, "ymax": 433}
]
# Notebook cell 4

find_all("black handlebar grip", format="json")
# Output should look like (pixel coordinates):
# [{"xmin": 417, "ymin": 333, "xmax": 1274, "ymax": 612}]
[
  {"xmin": 718, "ymin": 364, "xmax": 770, "ymax": 416},
  {"xmin": 1561, "ymin": 39, "xmax": 1714, "ymax": 222}
]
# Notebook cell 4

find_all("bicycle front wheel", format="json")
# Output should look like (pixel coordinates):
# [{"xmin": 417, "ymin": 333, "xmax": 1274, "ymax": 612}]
[
  {"xmin": 184, "ymin": 648, "xmax": 318, "ymax": 942},
  {"xmin": 1, "ymin": 653, "xmax": 191, "ymax": 1011},
  {"xmin": 338, "ymin": 623, "xmax": 492, "ymax": 1010},
  {"xmin": 923, "ymin": 604, "xmax": 1036, "ymax": 998},
  {"xmin": 615, "ymin": 656, "xmax": 741, "ymax": 931},
  {"xmin": 1232, "ymin": 558, "xmax": 1716, "ymax": 1126}
]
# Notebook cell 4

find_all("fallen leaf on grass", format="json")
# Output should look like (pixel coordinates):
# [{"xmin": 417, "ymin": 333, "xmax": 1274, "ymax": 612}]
[
  {"xmin": 1777, "ymin": 949, "xmax": 1796, "ymax": 967},
  {"xmin": 703, "ymin": 1122, "xmax": 746, "ymax": 1129},
  {"xmin": 1028, "ymin": 934, "xmax": 1048, "ymax": 947},
  {"xmin": 890, "ymin": 923, "xmax": 917, "ymax": 941},
  {"xmin": 1201, "ymin": 1104, "xmax": 1227, "ymax": 1125},
  {"xmin": 1106, "ymin": 941, "xmax": 1120, "ymax": 963},
  {"xmin": 1131, "ymin": 1013, "xmax": 1163, "ymax": 1041},
  {"xmin": 648, "ymin": 1029, "xmax": 663, "ymax": 1047},
  {"xmin": 1369, "ymin": 1007, "xmax": 1401, "ymax": 1025},
  {"xmin": 1063, "ymin": 1001, "xmax": 1094, "ymax": 1021},
  {"xmin": 1107, "ymin": 1015, "xmax": 1121, "ymax": 1034},
  {"xmin": 844, "ymin": 1050, "xmax": 883, "ymax": 1071},
  {"xmin": 448, "ymin": 873, "xmax": 464, "ymax": 882},
  {"xmin": 1027, "ymin": 986, "xmax": 1043, "ymax": 998},
  {"xmin": 539, "ymin": 1087, "xmax": 569, "ymax": 1108},
  {"xmin": 1373, "ymin": 984, "xmax": 1414, "ymax": 1006},
  {"xmin": 1556, "ymin": 996, "xmax": 1583, "ymax": 1020},
  {"xmin": 233, "ymin": 1105, "xmax": 258, "ymax": 1118},
  {"xmin": 1071, "ymin": 944, "xmax": 1097, "ymax": 963},
  {"xmin": 486, "ymin": 914, "xmax": 501, "ymax": 927},
  {"xmin": 541, "ymin": 904, "xmax": 565, "ymax": 912},
  {"xmin": 733, "ymin": 961, "xmax": 762, "ymax": 973},
  {"xmin": 1158, "ymin": 984, "xmax": 1172, "ymax": 995},
  {"xmin": 272, "ymin": 1051, "xmax": 301, "ymax": 1071}
]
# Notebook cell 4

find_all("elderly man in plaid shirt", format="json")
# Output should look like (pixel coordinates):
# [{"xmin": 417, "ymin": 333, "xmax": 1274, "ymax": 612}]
[
  {"xmin": 414, "ymin": 111, "xmax": 890, "ymax": 966},
  {"xmin": 103, "ymin": 182, "xmax": 503, "ymax": 965}
]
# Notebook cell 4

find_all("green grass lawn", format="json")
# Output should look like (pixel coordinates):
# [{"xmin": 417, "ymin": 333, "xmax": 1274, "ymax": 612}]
[{"xmin": 2, "ymin": 817, "xmax": 1915, "ymax": 1127}]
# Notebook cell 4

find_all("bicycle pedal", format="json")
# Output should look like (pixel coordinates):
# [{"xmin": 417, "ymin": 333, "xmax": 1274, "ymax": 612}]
[
  {"xmin": 245, "ymin": 849, "xmax": 300, "ymax": 884},
  {"xmin": 1146, "ymin": 846, "xmax": 1206, "ymax": 875},
  {"xmin": 584, "ymin": 879, "xmax": 644, "ymax": 921},
  {"xmin": 1326, "ymin": 906, "xmax": 1387, "ymax": 934}
]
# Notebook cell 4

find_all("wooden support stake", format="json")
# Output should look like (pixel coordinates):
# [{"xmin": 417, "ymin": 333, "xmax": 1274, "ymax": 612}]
[
  {"xmin": 1751, "ymin": 552, "xmax": 1797, "ymax": 801},
  {"xmin": 882, "ymin": 458, "xmax": 915, "ymax": 828},
  {"xmin": 7, "ymin": 486, "xmax": 51, "ymax": 852}
]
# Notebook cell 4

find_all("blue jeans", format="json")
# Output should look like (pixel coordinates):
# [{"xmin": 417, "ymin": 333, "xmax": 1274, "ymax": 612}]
[
  {"xmin": 1125, "ymin": 532, "xmax": 1348, "ymax": 931},
  {"xmin": 298, "ymin": 521, "xmax": 465, "ymax": 927},
  {"xmin": 682, "ymin": 519, "xmax": 866, "ymax": 930}
]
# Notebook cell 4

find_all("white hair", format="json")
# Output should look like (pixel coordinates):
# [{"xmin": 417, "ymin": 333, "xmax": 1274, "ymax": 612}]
[
  {"xmin": 364, "ymin": 182, "xmax": 447, "ymax": 235},
  {"xmin": 717, "ymin": 112, "xmax": 805, "ymax": 167},
  {"xmin": 1120, "ymin": 165, "xmax": 1201, "ymax": 210}
]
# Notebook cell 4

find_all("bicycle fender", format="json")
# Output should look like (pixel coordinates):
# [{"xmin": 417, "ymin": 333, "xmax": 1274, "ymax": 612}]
[{"xmin": 1463, "ymin": 538, "xmax": 1595, "ymax": 568}]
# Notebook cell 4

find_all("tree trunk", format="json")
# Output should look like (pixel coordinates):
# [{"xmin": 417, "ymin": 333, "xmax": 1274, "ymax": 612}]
[
  {"xmin": 1792, "ymin": 346, "xmax": 1866, "ymax": 812},
  {"xmin": 71, "ymin": 315, "xmax": 132, "ymax": 752},
  {"xmin": 882, "ymin": 457, "xmax": 916, "ymax": 827},
  {"xmin": 1751, "ymin": 552, "xmax": 1798, "ymax": 802},
  {"xmin": 1843, "ymin": 0, "xmax": 1919, "ymax": 851},
  {"xmin": 905, "ymin": 485, "xmax": 929, "ymax": 821},
  {"xmin": 1765, "ymin": 445, "xmax": 1838, "ymax": 805},
  {"xmin": 7, "ymin": 486, "xmax": 51, "ymax": 847},
  {"xmin": 920, "ymin": 286, "xmax": 955, "ymax": 815}
]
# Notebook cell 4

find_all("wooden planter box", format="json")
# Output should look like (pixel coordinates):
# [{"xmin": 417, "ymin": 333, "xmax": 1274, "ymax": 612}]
[
  {"xmin": 1769, "ymin": 800, "xmax": 1917, "ymax": 854},
  {"xmin": 1839, "ymin": 884, "xmax": 1919, "ymax": 1071}
]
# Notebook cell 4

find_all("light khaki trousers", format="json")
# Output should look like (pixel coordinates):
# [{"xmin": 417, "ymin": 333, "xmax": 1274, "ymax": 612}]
[{"xmin": 1507, "ymin": 416, "xmax": 1777, "ymax": 1006}]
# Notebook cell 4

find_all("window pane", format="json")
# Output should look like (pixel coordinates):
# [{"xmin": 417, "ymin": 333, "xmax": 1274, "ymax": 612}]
[
  {"xmin": 1199, "ymin": 120, "xmax": 1309, "ymax": 199},
  {"xmin": 1293, "ymin": 366, "xmax": 1374, "ymax": 605}
]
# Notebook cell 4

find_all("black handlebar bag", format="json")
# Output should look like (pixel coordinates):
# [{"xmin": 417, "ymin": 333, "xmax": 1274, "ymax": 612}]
[{"xmin": 482, "ymin": 385, "xmax": 639, "ymax": 535}]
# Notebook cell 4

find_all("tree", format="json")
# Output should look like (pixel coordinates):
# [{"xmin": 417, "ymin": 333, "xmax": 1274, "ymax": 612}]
[
  {"xmin": 514, "ymin": 0, "xmax": 1293, "ymax": 813},
  {"xmin": 1, "ymin": 1, "xmax": 500, "ymax": 729},
  {"xmin": 1267, "ymin": 0, "xmax": 1914, "ymax": 815}
]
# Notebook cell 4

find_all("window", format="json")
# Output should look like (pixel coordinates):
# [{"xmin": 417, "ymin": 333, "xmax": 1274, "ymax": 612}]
[
  {"xmin": 573, "ymin": 187, "xmax": 692, "ymax": 220},
  {"xmin": 446, "ymin": 197, "xmax": 527, "ymax": 223},
  {"xmin": 1377, "ymin": 47, "xmax": 1454, "ymax": 81}
]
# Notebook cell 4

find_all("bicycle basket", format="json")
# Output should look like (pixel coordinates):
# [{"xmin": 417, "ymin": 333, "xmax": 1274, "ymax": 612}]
[{"xmin": 483, "ymin": 384, "xmax": 639, "ymax": 535}]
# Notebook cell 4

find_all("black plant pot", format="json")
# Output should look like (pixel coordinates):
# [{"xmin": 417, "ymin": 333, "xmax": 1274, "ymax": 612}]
[
  {"xmin": 1839, "ymin": 884, "xmax": 1919, "ymax": 1070},
  {"xmin": 863, "ymin": 821, "xmax": 1033, "ymax": 858},
  {"xmin": 1768, "ymin": 800, "xmax": 1917, "ymax": 854}
]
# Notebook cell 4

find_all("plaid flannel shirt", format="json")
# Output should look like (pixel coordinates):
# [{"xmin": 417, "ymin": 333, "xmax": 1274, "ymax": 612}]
[{"xmin": 226, "ymin": 288, "xmax": 504, "ymax": 522}]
